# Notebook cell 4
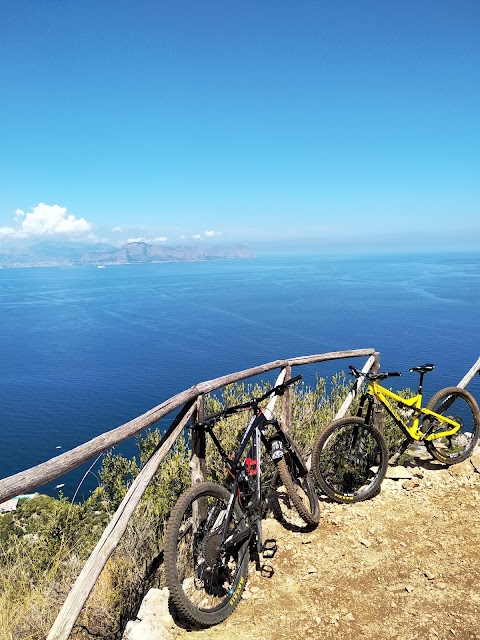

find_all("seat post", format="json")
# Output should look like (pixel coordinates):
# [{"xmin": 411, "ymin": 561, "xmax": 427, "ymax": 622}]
[{"xmin": 417, "ymin": 371, "xmax": 426, "ymax": 396}]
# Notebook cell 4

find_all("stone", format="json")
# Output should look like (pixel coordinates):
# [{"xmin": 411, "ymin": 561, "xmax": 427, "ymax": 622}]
[
  {"xmin": 470, "ymin": 452, "xmax": 480, "ymax": 474},
  {"xmin": 360, "ymin": 538, "xmax": 372, "ymax": 548},
  {"xmin": 386, "ymin": 466, "xmax": 414, "ymax": 480},
  {"xmin": 159, "ymin": 614, "xmax": 174, "ymax": 630},
  {"xmin": 402, "ymin": 480, "xmax": 420, "ymax": 490},
  {"xmin": 412, "ymin": 467, "xmax": 425, "ymax": 478},
  {"xmin": 448, "ymin": 461, "xmax": 474, "ymax": 479},
  {"xmin": 123, "ymin": 617, "xmax": 173, "ymax": 640},
  {"xmin": 122, "ymin": 588, "xmax": 174, "ymax": 640},
  {"xmin": 382, "ymin": 479, "xmax": 403, "ymax": 492},
  {"xmin": 137, "ymin": 588, "xmax": 170, "ymax": 621}
]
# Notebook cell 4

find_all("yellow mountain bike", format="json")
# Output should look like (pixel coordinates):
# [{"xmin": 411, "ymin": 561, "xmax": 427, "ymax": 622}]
[{"xmin": 311, "ymin": 364, "xmax": 480, "ymax": 503}]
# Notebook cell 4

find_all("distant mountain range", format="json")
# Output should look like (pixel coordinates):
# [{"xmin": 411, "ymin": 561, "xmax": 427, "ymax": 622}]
[{"xmin": 0, "ymin": 241, "xmax": 254, "ymax": 268}]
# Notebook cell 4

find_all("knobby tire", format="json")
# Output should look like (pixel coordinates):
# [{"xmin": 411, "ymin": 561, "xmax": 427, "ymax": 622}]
[
  {"xmin": 164, "ymin": 481, "xmax": 249, "ymax": 628},
  {"xmin": 271, "ymin": 431, "xmax": 320, "ymax": 526},
  {"xmin": 424, "ymin": 386, "xmax": 480, "ymax": 465},
  {"xmin": 311, "ymin": 416, "xmax": 388, "ymax": 503}
]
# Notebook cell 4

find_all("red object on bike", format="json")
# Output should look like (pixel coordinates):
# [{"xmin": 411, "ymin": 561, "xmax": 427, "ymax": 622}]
[{"xmin": 245, "ymin": 458, "xmax": 257, "ymax": 476}]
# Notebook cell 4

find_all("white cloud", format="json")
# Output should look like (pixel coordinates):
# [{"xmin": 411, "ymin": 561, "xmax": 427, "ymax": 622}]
[
  {"xmin": 0, "ymin": 203, "xmax": 93, "ymax": 239},
  {"xmin": 192, "ymin": 234, "xmax": 202, "ymax": 240},
  {"xmin": 124, "ymin": 235, "xmax": 168, "ymax": 244},
  {"xmin": 204, "ymin": 230, "xmax": 222, "ymax": 237},
  {"xmin": 112, "ymin": 226, "xmax": 124, "ymax": 232},
  {"xmin": 180, "ymin": 234, "xmax": 187, "ymax": 239},
  {"xmin": 0, "ymin": 226, "xmax": 17, "ymax": 238}
]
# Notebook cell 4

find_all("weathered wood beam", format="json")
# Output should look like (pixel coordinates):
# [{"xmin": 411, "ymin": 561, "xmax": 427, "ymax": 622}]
[
  {"xmin": 457, "ymin": 356, "xmax": 480, "ymax": 389},
  {"xmin": 0, "ymin": 348, "xmax": 375, "ymax": 503}
]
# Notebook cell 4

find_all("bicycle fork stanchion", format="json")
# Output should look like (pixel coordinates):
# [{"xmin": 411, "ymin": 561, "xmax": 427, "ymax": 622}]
[{"xmin": 191, "ymin": 395, "xmax": 207, "ymax": 523}]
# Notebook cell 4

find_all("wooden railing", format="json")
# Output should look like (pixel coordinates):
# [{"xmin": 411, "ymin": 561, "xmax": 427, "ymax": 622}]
[{"xmin": 1, "ymin": 349, "xmax": 479, "ymax": 640}]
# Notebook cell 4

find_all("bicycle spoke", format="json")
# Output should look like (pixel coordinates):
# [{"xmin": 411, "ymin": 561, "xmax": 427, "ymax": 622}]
[
  {"xmin": 312, "ymin": 417, "xmax": 387, "ymax": 503},
  {"xmin": 425, "ymin": 387, "xmax": 480, "ymax": 464}
]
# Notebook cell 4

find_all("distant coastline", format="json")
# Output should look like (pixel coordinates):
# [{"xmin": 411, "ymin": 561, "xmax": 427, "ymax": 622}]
[{"xmin": 0, "ymin": 240, "xmax": 254, "ymax": 269}]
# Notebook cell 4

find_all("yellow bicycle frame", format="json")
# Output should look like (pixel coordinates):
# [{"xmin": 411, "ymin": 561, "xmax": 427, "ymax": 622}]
[{"xmin": 369, "ymin": 380, "xmax": 461, "ymax": 441}]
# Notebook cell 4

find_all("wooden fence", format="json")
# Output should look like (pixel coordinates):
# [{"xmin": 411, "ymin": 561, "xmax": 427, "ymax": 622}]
[{"xmin": 0, "ymin": 349, "xmax": 479, "ymax": 640}]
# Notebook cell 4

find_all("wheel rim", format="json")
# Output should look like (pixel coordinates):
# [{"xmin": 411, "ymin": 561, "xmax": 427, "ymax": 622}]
[
  {"xmin": 174, "ymin": 492, "xmax": 247, "ymax": 613},
  {"xmin": 318, "ymin": 423, "xmax": 382, "ymax": 497},
  {"xmin": 426, "ymin": 392, "xmax": 477, "ymax": 460}
]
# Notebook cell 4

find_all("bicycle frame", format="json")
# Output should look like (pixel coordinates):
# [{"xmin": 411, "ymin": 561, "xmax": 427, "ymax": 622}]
[
  {"xmin": 198, "ymin": 369, "xmax": 290, "ymax": 555},
  {"xmin": 364, "ymin": 380, "xmax": 461, "ymax": 442}
]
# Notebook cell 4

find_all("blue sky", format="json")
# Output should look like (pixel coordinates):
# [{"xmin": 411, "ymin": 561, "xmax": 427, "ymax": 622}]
[{"xmin": 1, "ymin": 1, "xmax": 479, "ymax": 252}]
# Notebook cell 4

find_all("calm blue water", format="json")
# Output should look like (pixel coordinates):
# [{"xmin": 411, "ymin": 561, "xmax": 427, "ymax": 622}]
[{"xmin": 1, "ymin": 252, "xmax": 479, "ymax": 499}]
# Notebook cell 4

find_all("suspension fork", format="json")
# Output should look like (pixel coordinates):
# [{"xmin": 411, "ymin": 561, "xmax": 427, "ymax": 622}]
[
  {"xmin": 356, "ymin": 392, "xmax": 374, "ymax": 424},
  {"xmin": 346, "ymin": 393, "xmax": 374, "ymax": 463},
  {"xmin": 248, "ymin": 420, "xmax": 264, "ymax": 552}
]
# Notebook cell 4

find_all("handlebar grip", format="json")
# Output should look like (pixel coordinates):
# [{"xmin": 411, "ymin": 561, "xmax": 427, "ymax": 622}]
[
  {"xmin": 285, "ymin": 374, "xmax": 302, "ymax": 386},
  {"xmin": 387, "ymin": 372, "xmax": 402, "ymax": 377}
]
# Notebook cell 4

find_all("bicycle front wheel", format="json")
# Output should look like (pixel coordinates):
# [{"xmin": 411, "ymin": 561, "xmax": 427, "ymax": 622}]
[
  {"xmin": 311, "ymin": 417, "xmax": 388, "ymax": 503},
  {"xmin": 424, "ymin": 386, "xmax": 480, "ymax": 465},
  {"xmin": 276, "ymin": 446, "xmax": 320, "ymax": 526},
  {"xmin": 164, "ymin": 481, "xmax": 250, "ymax": 628}
]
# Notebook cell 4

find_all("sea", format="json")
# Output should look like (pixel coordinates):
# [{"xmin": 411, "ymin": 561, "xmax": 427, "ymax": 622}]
[{"xmin": 1, "ymin": 251, "xmax": 479, "ymax": 500}]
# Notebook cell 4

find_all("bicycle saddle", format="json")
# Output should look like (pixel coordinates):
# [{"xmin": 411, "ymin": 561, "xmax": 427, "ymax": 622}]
[{"xmin": 409, "ymin": 363, "xmax": 435, "ymax": 373}]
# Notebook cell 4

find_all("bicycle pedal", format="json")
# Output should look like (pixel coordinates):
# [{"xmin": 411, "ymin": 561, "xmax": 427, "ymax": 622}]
[{"xmin": 262, "ymin": 538, "xmax": 278, "ymax": 558}]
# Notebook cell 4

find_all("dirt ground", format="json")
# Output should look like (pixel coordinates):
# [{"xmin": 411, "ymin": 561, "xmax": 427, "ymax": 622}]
[{"xmin": 171, "ymin": 449, "xmax": 480, "ymax": 640}]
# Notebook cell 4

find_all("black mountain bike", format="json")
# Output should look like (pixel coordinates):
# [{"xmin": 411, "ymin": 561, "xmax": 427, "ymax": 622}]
[{"xmin": 164, "ymin": 373, "xmax": 320, "ymax": 627}]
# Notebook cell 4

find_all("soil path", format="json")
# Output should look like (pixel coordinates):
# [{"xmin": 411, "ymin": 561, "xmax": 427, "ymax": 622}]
[{"xmin": 172, "ymin": 452, "xmax": 480, "ymax": 640}]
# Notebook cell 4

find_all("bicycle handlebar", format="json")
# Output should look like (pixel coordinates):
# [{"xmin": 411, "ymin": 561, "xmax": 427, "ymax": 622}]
[
  {"xmin": 349, "ymin": 365, "xmax": 402, "ymax": 381},
  {"xmin": 190, "ymin": 374, "xmax": 303, "ymax": 429}
]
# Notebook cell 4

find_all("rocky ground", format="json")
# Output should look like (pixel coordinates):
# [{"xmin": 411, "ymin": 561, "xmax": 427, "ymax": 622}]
[{"xmin": 129, "ymin": 448, "xmax": 480, "ymax": 640}]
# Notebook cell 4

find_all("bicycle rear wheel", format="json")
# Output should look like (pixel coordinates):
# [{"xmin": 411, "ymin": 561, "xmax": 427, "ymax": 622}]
[
  {"xmin": 311, "ymin": 417, "xmax": 388, "ymax": 503},
  {"xmin": 164, "ymin": 481, "xmax": 250, "ymax": 628},
  {"xmin": 424, "ymin": 386, "xmax": 480, "ymax": 464}
]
